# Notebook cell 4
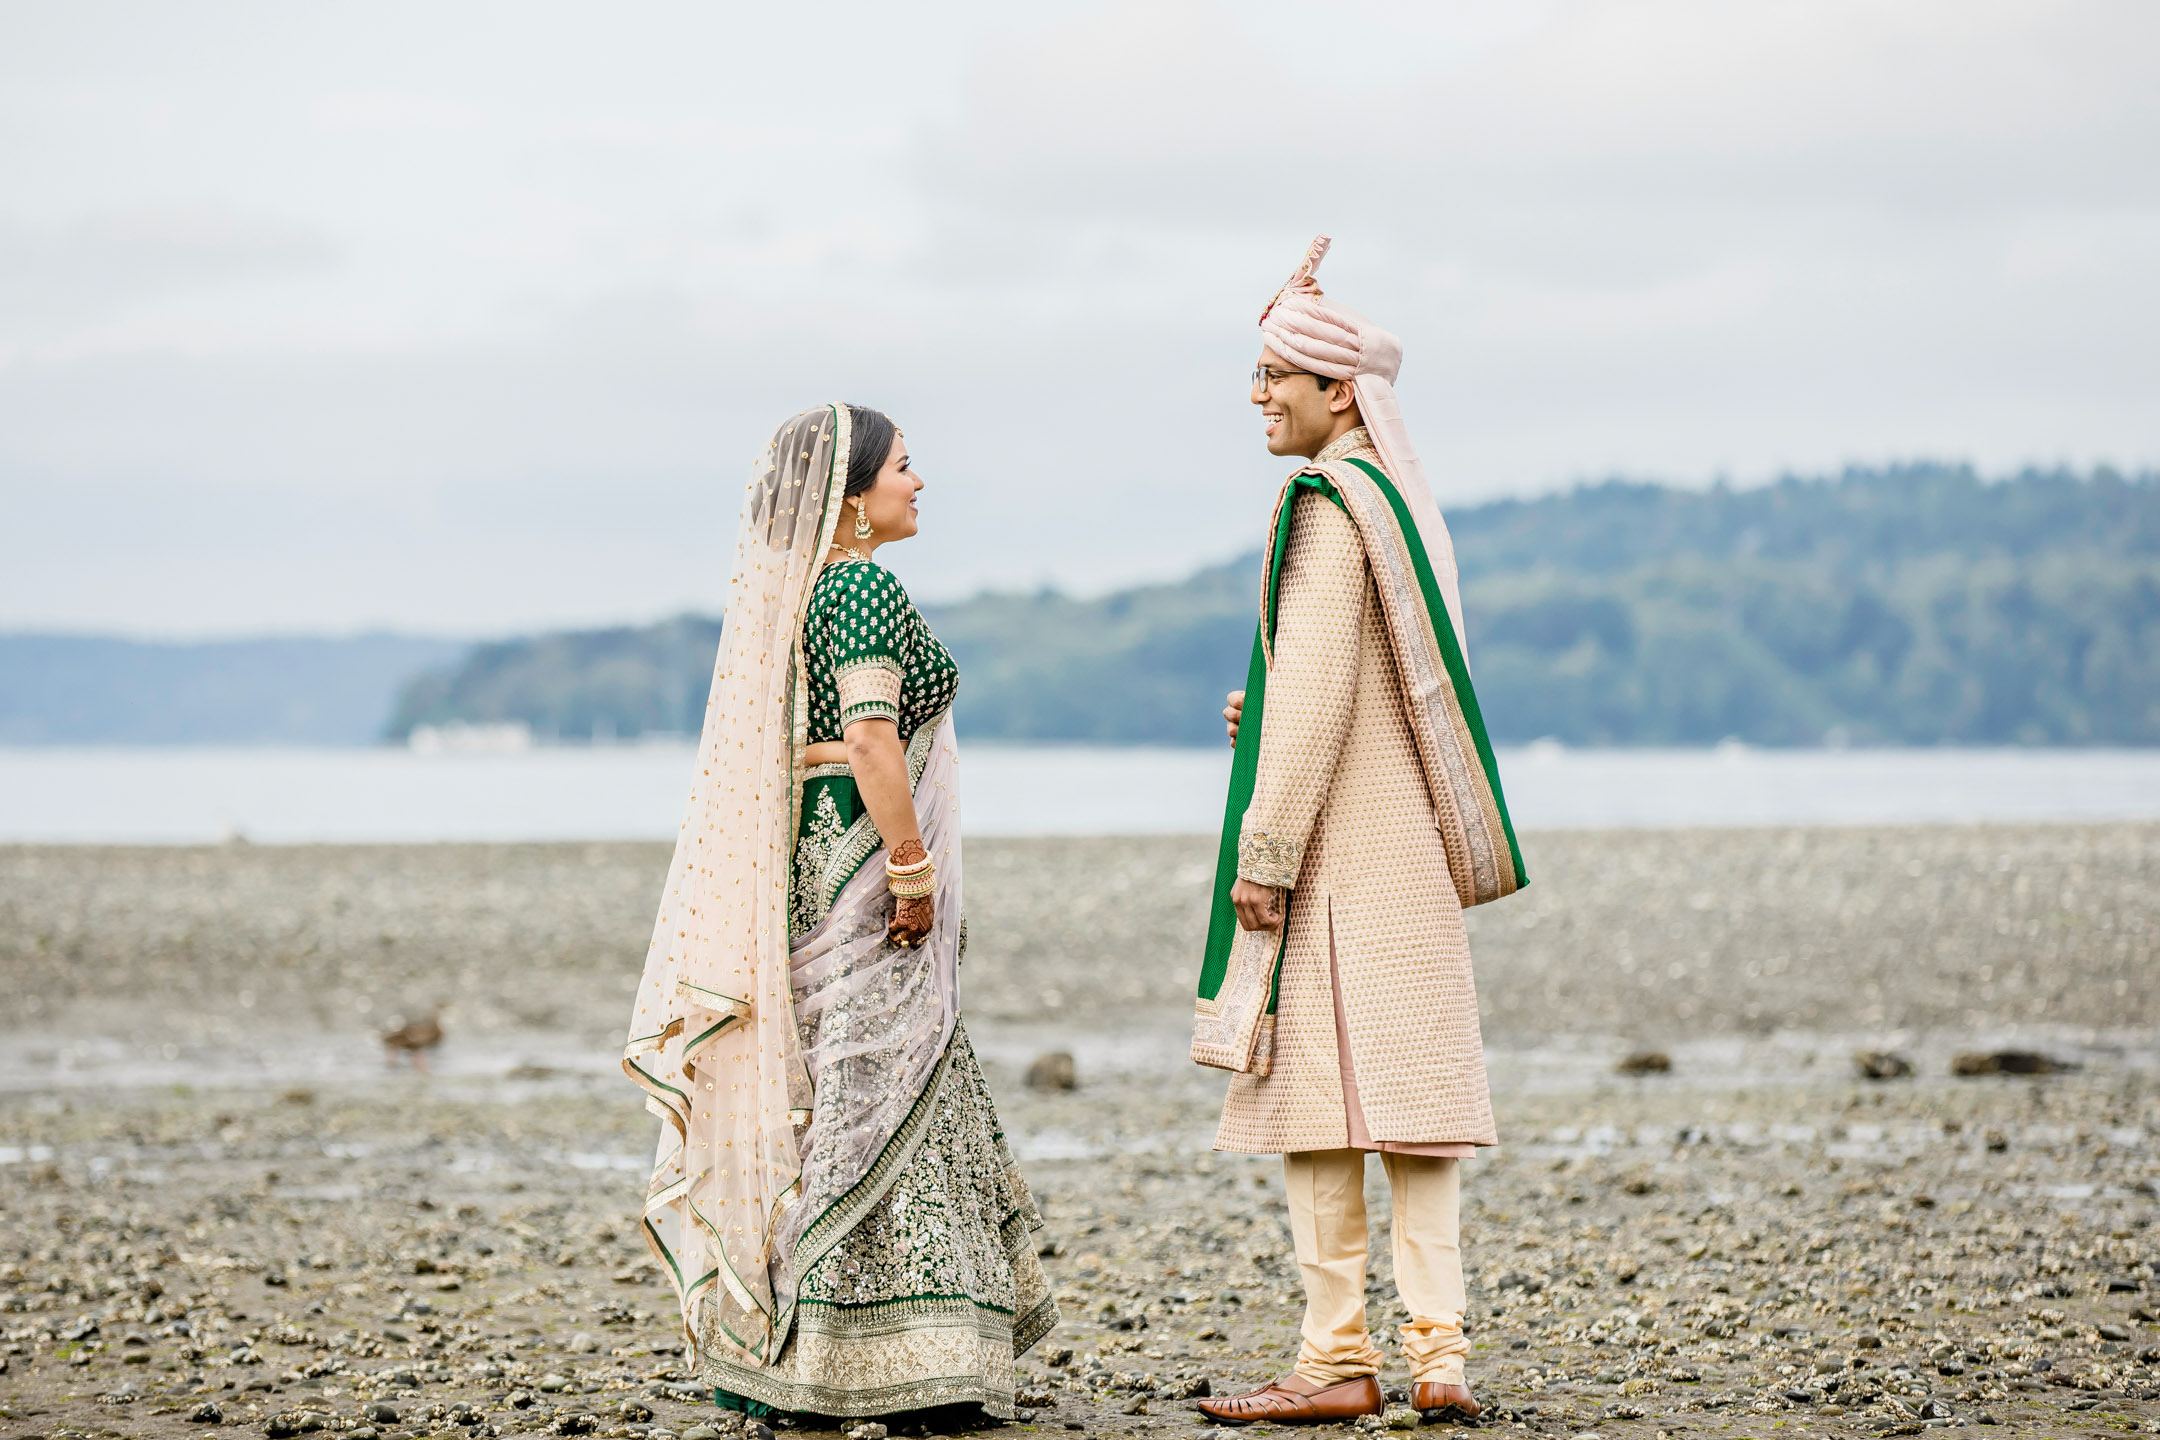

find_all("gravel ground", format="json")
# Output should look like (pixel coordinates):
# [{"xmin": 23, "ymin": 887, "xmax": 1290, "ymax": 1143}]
[
  {"xmin": 2, "ymin": 827, "xmax": 2156, "ymax": 1440},
  {"xmin": 5, "ymin": 823, "xmax": 2153, "ymax": 1052}
]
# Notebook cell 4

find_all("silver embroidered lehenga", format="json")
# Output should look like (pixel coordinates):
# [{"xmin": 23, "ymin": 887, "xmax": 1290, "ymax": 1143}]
[{"xmin": 622, "ymin": 405, "xmax": 1055, "ymax": 1421}]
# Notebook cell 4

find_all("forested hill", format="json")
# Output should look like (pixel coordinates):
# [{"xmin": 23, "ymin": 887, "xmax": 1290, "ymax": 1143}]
[
  {"xmin": 1449, "ymin": 463, "xmax": 2160, "ymax": 745},
  {"xmin": 384, "ymin": 463, "xmax": 2160, "ymax": 747},
  {"xmin": 1451, "ymin": 463, "xmax": 2160, "ymax": 578}
]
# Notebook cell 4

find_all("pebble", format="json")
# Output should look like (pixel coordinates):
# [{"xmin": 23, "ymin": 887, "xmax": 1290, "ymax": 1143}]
[
  {"xmin": 1952, "ymin": 1049, "xmax": 2072, "ymax": 1076},
  {"xmin": 1026, "ymin": 1052, "xmax": 1078, "ymax": 1091},
  {"xmin": 1853, "ymin": 1050, "xmax": 1912, "ymax": 1080}
]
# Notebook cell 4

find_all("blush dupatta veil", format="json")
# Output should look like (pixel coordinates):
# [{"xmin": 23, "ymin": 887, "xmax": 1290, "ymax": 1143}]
[{"xmin": 622, "ymin": 405, "xmax": 965, "ymax": 1371}]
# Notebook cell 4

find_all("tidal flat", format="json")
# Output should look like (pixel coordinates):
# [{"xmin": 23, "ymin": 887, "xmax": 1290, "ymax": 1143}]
[{"xmin": 1, "ymin": 826, "xmax": 2156, "ymax": 1440}]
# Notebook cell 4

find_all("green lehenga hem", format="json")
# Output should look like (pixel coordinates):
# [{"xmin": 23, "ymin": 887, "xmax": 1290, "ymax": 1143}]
[
  {"xmin": 697, "ymin": 1025, "xmax": 1058, "ymax": 1419},
  {"xmin": 705, "ymin": 1291, "xmax": 1059, "ymax": 1419}
]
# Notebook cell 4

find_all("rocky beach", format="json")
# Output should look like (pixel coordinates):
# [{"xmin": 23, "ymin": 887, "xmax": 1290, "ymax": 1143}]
[{"xmin": 2, "ymin": 824, "xmax": 2156, "ymax": 1440}]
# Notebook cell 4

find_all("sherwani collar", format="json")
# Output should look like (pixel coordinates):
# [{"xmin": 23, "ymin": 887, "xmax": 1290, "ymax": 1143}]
[{"xmin": 1313, "ymin": 426, "xmax": 1380, "ymax": 467}]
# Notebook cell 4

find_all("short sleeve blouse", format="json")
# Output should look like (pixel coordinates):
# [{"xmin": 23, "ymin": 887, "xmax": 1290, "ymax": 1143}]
[{"xmin": 800, "ymin": 559, "xmax": 960, "ymax": 745}]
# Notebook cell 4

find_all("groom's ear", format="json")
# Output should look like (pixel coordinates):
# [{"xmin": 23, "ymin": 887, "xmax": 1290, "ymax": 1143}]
[{"xmin": 1329, "ymin": 378, "xmax": 1360, "ymax": 416}]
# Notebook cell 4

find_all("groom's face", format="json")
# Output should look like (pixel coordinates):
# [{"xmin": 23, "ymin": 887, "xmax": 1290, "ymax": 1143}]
[{"xmin": 1252, "ymin": 346, "xmax": 1352, "ymax": 459}]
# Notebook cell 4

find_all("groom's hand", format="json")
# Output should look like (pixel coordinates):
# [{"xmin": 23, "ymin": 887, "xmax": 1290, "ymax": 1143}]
[
  {"xmin": 1223, "ymin": 690, "xmax": 1245, "ymax": 744},
  {"xmin": 1231, "ymin": 878, "xmax": 1284, "ymax": 932}
]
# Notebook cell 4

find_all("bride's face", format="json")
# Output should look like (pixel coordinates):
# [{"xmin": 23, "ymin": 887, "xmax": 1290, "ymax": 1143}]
[{"xmin": 858, "ymin": 431, "xmax": 921, "ymax": 543}]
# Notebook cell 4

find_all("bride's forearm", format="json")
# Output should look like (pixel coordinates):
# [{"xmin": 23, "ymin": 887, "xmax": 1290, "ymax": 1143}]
[{"xmin": 841, "ymin": 718, "xmax": 922, "ymax": 855}]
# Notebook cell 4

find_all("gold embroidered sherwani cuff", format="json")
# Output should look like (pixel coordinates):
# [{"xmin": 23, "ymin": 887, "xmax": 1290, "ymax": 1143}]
[{"xmin": 1238, "ymin": 828, "xmax": 1304, "ymax": 889}]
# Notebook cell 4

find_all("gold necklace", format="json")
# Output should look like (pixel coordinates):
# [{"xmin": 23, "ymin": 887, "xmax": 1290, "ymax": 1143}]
[{"xmin": 828, "ymin": 545, "xmax": 873, "ymax": 563}]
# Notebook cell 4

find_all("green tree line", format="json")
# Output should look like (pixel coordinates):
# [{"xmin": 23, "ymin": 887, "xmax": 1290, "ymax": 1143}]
[{"xmin": 384, "ymin": 463, "xmax": 2160, "ymax": 747}]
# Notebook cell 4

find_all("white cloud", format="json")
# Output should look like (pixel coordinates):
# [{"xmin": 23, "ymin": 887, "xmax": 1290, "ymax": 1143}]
[
  {"xmin": 0, "ymin": 0, "xmax": 2154, "ymax": 634},
  {"xmin": 0, "ymin": 205, "xmax": 335, "ymax": 333}
]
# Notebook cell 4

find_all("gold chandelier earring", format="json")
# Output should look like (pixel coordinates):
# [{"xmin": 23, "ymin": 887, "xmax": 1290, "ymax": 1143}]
[{"xmin": 853, "ymin": 498, "xmax": 874, "ymax": 540}]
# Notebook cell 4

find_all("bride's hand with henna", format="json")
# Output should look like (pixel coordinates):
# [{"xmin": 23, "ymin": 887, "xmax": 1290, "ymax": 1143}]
[
  {"xmin": 886, "ymin": 838, "xmax": 934, "ymax": 947},
  {"xmin": 890, "ymin": 893, "xmax": 934, "ymax": 947}
]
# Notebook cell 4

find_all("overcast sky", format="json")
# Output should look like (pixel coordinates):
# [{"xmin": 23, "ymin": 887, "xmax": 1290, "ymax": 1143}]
[{"xmin": 4, "ymin": 0, "xmax": 2156, "ymax": 637}]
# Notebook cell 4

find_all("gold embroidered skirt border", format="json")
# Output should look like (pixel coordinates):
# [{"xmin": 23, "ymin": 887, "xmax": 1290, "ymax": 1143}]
[{"xmin": 706, "ymin": 1293, "xmax": 1058, "ymax": 1419}]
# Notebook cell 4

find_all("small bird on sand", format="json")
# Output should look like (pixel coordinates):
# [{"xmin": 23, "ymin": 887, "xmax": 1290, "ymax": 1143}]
[{"xmin": 381, "ymin": 1009, "xmax": 444, "ymax": 1071}]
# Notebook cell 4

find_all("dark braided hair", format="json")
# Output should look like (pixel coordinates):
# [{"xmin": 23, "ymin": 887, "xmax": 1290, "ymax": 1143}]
[{"xmin": 843, "ymin": 406, "xmax": 897, "ymax": 498}]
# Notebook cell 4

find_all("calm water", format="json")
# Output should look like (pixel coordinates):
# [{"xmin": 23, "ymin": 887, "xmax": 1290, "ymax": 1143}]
[{"xmin": 4, "ymin": 742, "xmax": 2160, "ymax": 843}]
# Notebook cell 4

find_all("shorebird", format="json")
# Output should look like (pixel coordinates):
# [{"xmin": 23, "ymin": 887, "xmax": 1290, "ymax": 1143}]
[{"xmin": 381, "ymin": 1009, "xmax": 444, "ymax": 1071}]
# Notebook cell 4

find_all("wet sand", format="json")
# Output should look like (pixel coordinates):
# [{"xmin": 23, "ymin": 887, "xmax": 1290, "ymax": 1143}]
[{"xmin": 2, "ymin": 826, "xmax": 2156, "ymax": 1440}]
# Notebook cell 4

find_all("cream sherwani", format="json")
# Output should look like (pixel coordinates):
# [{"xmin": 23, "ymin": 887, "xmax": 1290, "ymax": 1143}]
[
  {"xmin": 1222, "ymin": 429, "xmax": 1492, "ymax": 1387},
  {"xmin": 1220, "ymin": 428, "xmax": 1497, "ymax": 1156}
]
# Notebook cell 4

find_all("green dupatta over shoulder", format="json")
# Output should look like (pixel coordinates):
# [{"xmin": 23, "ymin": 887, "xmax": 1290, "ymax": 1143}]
[{"xmin": 1191, "ymin": 455, "xmax": 1527, "ymax": 1077}]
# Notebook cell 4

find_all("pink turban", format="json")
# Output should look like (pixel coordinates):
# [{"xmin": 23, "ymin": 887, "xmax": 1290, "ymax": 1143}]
[{"xmin": 1259, "ymin": 236, "xmax": 1466, "ymax": 646}]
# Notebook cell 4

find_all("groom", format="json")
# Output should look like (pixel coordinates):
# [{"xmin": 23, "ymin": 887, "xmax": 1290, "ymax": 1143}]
[{"xmin": 1193, "ymin": 239, "xmax": 1526, "ymax": 1426}]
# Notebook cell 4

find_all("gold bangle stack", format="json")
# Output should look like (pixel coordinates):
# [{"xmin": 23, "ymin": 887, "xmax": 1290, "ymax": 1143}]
[{"xmin": 886, "ymin": 851, "xmax": 936, "ymax": 899}]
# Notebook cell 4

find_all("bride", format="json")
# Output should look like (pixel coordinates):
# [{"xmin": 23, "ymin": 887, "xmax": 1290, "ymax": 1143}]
[{"xmin": 622, "ymin": 405, "xmax": 1057, "ymax": 1419}]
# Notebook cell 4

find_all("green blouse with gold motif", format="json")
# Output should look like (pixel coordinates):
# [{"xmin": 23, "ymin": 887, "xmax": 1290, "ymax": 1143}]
[{"xmin": 790, "ymin": 558, "xmax": 959, "ymax": 937}]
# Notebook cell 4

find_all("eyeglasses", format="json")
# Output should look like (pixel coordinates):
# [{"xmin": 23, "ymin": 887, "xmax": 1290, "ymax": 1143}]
[{"xmin": 1251, "ymin": 365, "xmax": 1320, "ymax": 391}]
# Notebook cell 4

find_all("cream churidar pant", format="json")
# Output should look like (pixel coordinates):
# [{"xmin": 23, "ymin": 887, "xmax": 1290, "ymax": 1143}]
[{"xmin": 1282, "ymin": 1148, "xmax": 1467, "ymax": 1386}]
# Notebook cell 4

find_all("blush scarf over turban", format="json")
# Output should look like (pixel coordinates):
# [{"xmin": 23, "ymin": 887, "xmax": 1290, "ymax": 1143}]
[{"xmin": 1259, "ymin": 236, "xmax": 1466, "ymax": 648}]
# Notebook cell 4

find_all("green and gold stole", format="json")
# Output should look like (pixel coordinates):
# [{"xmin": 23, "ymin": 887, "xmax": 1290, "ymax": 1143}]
[{"xmin": 1190, "ymin": 456, "xmax": 1527, "ymax": 1076}]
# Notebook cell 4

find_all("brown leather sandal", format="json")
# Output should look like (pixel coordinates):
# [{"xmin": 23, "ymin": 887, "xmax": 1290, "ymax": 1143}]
[{"xmin": 1196, "ymin": 1375, "xmax": 1383, "ymax": 1425}]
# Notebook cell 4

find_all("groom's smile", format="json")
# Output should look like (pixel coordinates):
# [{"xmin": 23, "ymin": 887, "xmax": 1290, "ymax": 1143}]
[{"xmin": 1251, "ymin": 343, "xmax": 1359, "ymax": 459}]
